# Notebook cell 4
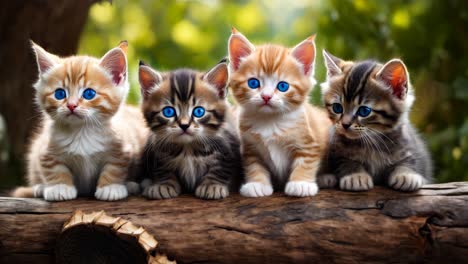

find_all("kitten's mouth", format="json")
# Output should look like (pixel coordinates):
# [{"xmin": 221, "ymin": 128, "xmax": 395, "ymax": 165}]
[{"xmin": 66, "ymin": 112, "xmax": 82, "ymax": 118}]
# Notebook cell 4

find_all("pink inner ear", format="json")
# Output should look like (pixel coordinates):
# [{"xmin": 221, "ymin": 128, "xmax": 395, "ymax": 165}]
[
  {"xmin": 229, "ymin": 35, "xmax": 253, "ymax": 71},
  {"xmin": 390, "ymin": 67, "xmax": 407, "ymax": 98},
  {"xmin": 291, "ymin": 40, "xmax": 315, "ymax": 75},
  {"xmin": 100, "ymin": 49, "xmax": 126, "ymax": 86},
  {"xmin": 111, "ymin": 71, "xmax": 123, "ymax": 85}
]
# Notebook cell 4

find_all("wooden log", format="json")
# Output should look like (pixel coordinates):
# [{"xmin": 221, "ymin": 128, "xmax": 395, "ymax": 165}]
[{"xmin": 0, "ymin": 183, "xmax": 468, "ymax": 263}]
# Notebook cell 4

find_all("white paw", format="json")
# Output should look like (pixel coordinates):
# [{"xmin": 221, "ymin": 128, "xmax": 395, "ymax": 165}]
[
  {"xmin": 285, "ymin": 181, "xmax": 318, "ymax": 197},
  {"xmin": 143, "ymin": 183, "xmax": 180, "ymax": 199},
  {"xmin": 340, "ymin": 172, "xmax": 374, "ymax": 191},
  {"xmin": 388, "ymin": 167, "xmax": 425, "ymax": 192},
  {"xmin": 317, "ymin": 174, "xmax": 337, "ymax": 189},
  {"xmin": 240, "ymin": 182, "xmax": 273, "ymax": 197},
  {"xmin": 43, "ymin": 184, "xmax": 77, "ymax": 201},
  {"xmin": 195, "ymin": 183, "xmax": 229, "ymax": 200},
  {"xmin": 33, "ymin": 184, "xmax": 45, "ymax": 197},
  {"xmin": 95, "ymin": 184, "xmax": 128, "ymax": 201}
]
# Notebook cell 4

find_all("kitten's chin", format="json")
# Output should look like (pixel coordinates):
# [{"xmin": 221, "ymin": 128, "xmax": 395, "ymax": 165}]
[{"xmin": 176, "ymin": 133, "xmax": 195, "ymax": 144}]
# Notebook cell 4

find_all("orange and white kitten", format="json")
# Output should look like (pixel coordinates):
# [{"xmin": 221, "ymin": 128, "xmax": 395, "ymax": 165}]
[
  {"xmin": 12, "ymin": 41, "xmax": 148, "ymax": 201},
  {"xmin": 228, "ymin": 29, "xmax": 331, "ymax": 197}
]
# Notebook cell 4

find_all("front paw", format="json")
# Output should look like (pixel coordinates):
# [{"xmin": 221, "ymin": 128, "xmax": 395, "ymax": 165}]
[
  {"xmin": 388, "ymin": 167, "xmax": 425, "ymax": 192},
  {"xmin": 95, "ymin": 184, "xmax": 128, "ymax": 201},
  {"xmin": 339, "ymin": 172, "xmax": 374, "ymax": 191},
  {"xmin": 43, "ymin": 184, "xmax": 77, "ymax": 201},
  {"xmin": 240, "ymin": 182, "xmax": 273, "ymax": 197},
  {"xmin": 317, "ymin": 174, "xmax": 337, "ymax": 189},
  {"xmin": 143, "ymin": 183, "xmax": 181, "ymax": 199},
  {"xmin": 285, "ymin": 181, "xmax": 318, "ymax": 197},
  {"xmin": 195, "ymin": 183, "xmax": 229, "ymax": 200}
]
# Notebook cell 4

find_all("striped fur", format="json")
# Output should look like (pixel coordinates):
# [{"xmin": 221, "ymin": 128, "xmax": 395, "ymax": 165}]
[
  {"xmin": 318, "ymin": 51, "xmax": 432, "ymax": 192},
  {"xmin": 138, "ymin": 61, "xmax": 242, "ymax": 200},
  {"xmin": 12, "ymin": 42, "xmax": 149, "ymax": 201},
  {"xmin": 228, "ymin": 29, "xmax": 331, "ymax": 197}
]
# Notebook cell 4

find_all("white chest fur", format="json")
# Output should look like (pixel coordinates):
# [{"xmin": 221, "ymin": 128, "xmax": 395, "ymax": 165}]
[
  {"xmin": 50, "ymin": 124, "xmax": 114, "ymax": 195},
  {"xmin": 243, "ymin": 107, "xmax": 304, "ymax": 179}
]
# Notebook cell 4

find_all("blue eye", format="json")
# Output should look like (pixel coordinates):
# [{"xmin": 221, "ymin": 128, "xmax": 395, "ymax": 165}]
[
  {"xmin": 54, "ymin": 88, "xmax": 66, "ymax": 100},
  {"xmin": 332, "ymin": 103, "xmax": 343, "ymax": 114},
  {"xmin": 247, "ymin": 78, "xmax": 260, "ymax": 89},
  {"xmin": 277, "ymin": 81, "xmax": 289, "ymax": 92},
  {"xmin": 193, "ymin": 106, "xmax": 205, "ymax": 118},
  {"xmin": 162, "ymin": 107, "xmax": 176, "ymax": 118},
  {"xmin": 357, "ymin": 106, "xmax": 372, "ymax": 117},
  {"xmin": 82, "ymin": 88, "xmax": 96, "ymax": 100}
]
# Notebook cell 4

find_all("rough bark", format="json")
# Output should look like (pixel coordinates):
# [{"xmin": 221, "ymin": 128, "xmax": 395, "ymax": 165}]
[
  {"xmin": 0, "ymin": 0, "xmax": 100, "ymax": 185},
  {"xmin": 0, "ymin": 183, "xmax": 468, "ymax": 263}
]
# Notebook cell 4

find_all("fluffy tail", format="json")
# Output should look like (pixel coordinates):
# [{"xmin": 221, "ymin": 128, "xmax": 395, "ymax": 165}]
[{"xmin": 11, "ymin": 184, "xmax": 44, "ymax": 198}]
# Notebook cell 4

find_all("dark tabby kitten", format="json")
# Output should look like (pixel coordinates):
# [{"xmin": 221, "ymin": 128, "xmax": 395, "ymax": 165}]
[
  {"xmin": 317, "ymin": 50, "xmax": 432, "ymax": 192},
  {"xmin": 138, "ymin": 60, "xmax": 242, "ymax": 199}
]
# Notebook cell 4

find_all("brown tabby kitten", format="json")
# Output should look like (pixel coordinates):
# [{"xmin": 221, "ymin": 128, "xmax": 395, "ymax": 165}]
[
  {"xmin": 228, "ymin": 28, "xmax": 331, "ymax": 197},
  {"xmin": 138, "ymin": 60, "xmax": 242, "ymax": 200},
  {"xmin": 317, "ymin": 50, "xmax": 432, "ymax": 191},
  {"xmin": 12, "ymin": 41, "xmax": 148, "ymax": 201}
]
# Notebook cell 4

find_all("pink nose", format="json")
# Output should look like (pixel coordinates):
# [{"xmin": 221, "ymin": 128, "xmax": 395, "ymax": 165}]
[
  {"xmin": 261, "ymin": 95, "xmax": 272, "ymax": 104},
  {"xmin": 67, "ymin": 104, "xmax": 77, "ymax": 112}
]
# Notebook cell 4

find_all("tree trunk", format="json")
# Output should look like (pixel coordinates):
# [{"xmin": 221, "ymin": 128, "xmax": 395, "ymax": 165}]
[
  {"xmin": 1, "ymin": 183, "xmax": 468, "ymax": 263},
  {"xmin": 0, "ymin": 0, "xmax": 100, "ymax": 186}
]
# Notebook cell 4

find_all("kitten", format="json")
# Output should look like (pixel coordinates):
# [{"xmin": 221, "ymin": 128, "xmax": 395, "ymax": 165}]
[
  {"xmin": 137, "ymin": 59, "xmax": 242, "ymax": 200},
  {"xmin": 228, "ymin": 28, "xmax": 331, "ymax": 197},
  {"xmin": 12, "ymin": 41, "xmax": 148, "ymax": 201},
  {"xmin": 317, "ymin": 50, "xmax": 432, "ymax": 191}
]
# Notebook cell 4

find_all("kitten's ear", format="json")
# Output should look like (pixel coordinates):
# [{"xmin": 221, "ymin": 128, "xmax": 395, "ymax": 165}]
[
  {"xmin": 99, "ymin": 45, "xmax": 127, "ymax": 86},
  {"xmin": 118, "ymin": 40, "xmax": 128, "ymax": 54},
  {"xmin": 291, "ymin": 35, "xmax": 316, "ymax": 76},
  {"xmin": 228, "ymin": 27, "xmax": 255, "ymax": 71},
  {"xmin": 203, "ymin": 58, "xmax": 229, "ymax": 98},
  {"xmin": 376, "ymin": 59, "xmax": 409, "ymax": 99},
  {"xmin": 138, "ymin": 61, "xmax": 163, "ymax": 99},
  {"xmin": 323, "ymin": 49, "xmax": 343, "ymax": 78},
  {"xmin": 31, "ymin": 41, "xmax": 59, "ymax": 75}
]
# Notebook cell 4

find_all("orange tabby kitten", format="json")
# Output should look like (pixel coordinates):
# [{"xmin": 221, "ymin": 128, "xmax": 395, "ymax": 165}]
[
  {"xmin": 228, "ymin": 29, "xmax": 331, "ymax": 197},
  {"xmin": 12, "ymin": 41, "xmax": 148, "ymax": 201}
]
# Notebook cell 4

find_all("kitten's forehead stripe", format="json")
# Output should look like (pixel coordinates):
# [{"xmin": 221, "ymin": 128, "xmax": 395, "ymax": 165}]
[{"xmin": 345, "ymin": 60, "xmax": 376, "ymax": 102}]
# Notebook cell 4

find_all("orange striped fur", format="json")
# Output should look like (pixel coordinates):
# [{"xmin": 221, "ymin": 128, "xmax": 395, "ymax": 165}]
[
  {"xmin": 12, "ymin": 41, "xmax": 148, "ymax": 201},
  {"xmin": 228, "ymin": 29, "xmax": 331, "ymax": 197}
]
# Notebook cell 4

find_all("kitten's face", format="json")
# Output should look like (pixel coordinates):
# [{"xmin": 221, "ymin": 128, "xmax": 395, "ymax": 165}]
[
  {"xmin": 139, "ymin": 62, "xmax": 229, "ymax": 144},
  {"xmin": 32, "ymin": 42, "xmax": 128, "ymax": 125},
  {"xmin": 322, "ymin": 51, "xmax": 414, "ymax": 139},
  {"xmin": 229, "ymin": 29, "xmax": 316, "ymax": 115}
]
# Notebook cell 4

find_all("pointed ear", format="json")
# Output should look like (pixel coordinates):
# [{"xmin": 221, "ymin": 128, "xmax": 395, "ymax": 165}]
[
  {"xmin": 203, "ymin": 59, "xmax": 229, "ymax": 98},
  {"xmin": 31, "ymin": 41, "xmax": 59, "ymax": 74},
  {"xmin": 376, "ymin": 59, "xmax": 409, "ymax": 99},
  {"xmin": 323, "ymin": 49, "xmax": 343, "ymax": 78},
  {"xmin": 138, "ymin": 61, "xmax": 163, "ymax": 99},
  {"xmin": 291, "ymin": 35, "xmax": 316, "ymax": 76},
  {"xmin": 100, "ymin": 46, "xmax": 127, "ymax": 86},
  {"xmin": 228, "ymin": 27, "xmax": 255, "ymax": 71}
]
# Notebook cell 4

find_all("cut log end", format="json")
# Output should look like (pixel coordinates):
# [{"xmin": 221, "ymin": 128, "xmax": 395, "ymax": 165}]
[{"xmin": 56, "ymin": 211, "xmax": 175, "ymax": 264}]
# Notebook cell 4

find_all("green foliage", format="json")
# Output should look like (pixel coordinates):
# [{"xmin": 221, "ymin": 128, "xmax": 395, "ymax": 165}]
[{"xmin": 80, "ymin": 0, "xmax": 468, "ymax": 182}]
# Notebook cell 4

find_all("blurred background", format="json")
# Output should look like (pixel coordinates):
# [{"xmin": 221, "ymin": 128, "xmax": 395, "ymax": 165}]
[{"xmin": 1, "ymin": 0, "xmax": 467, "ymax": 189}]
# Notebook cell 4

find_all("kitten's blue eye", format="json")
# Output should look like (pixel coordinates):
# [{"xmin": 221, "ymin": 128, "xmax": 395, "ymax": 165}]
[
  {"xmin": 277, "ymin": 81, "xmax": 289, "ymax": 92},
  {"xmin": 82, "ymin": 88, "xmax": 96, "ymax": 100},
  {"xmin": 54, "ymin": 88, "xmax": 66, "ymax": 100},
  {"xmin": 332, "ymin": 103, "xmax": 343, "ymax": 114},
  {"xmin": 193, "ymin": 106, "xmax": 205, "ymax": 118},
  {"xmin": 357, "ymin": 106, "xmax": 372, "ymax": 117},
  {"xmin": 247, "ymin": 78, "xmax": 260, "ymax": 89},
  {"xmin": 162, "ymin": 107, "xmax": 176, "ymax": 118}
]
